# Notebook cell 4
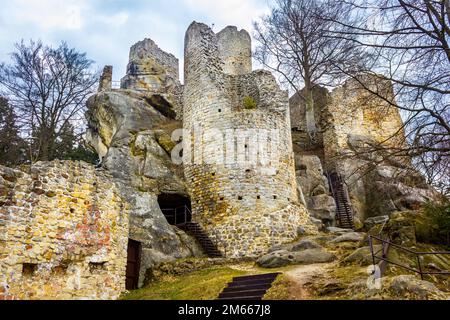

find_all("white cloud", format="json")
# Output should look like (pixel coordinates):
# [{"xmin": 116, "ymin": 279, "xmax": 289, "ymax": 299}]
[
  {"xmin": 97, "ymin": 12, "xmax": 130, "ymax": 27},
  {"xmin": 182, "ymin": 0, "xmax": 270, "ymax": 32},
  {"xmin": 13, "ymin": 0, "xmax": 88, "ymax": 30}
]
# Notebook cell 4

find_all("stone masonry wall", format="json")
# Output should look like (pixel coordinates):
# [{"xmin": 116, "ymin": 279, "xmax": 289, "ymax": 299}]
[
  {"xmin": 323, "ymin": 76, "xmax": 408, "ymax": 170},
  {"xmin": 217, "ymin": 26, "xmax": 252, "ymax": 75},
  {"xmin": 119, "ymin": 38, "xmax": 184, "ymax": 120},
  {"xmin": 121, "ymin": 38, "xmax": 179, "ymax": 92},
  {"xmin": 183, "ymin": 22, "xmax": 312, "ymax": 258},
  {"xmin": 99, "ymin": 65, "xmax": 113, "ymax": 92},
  {"xmin": 0, "ymin": 161, "xmax": 129, "ymax": 300}
]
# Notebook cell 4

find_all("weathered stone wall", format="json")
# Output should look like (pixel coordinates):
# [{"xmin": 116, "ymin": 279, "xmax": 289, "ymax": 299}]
[
  {"xmin": 121, "ymin": 38, "xmax": 179, "ymax": 92},
  {"xmin": 0, "ymin": 161, "xmax": 129, "ymax": 300},
  {"xmin": 99, "ymin": 65, "xmax": 113, "ymax": 92},
  {"xmin": 289, "ymin": 86, "xmax": 330, "ymax": 162},
  {"xmin": 119, "ymin": 39, "xmax": 184, "ymax": 120},
  {"xmin": 216, "ymin": 26, "xmax": 252, "ymax": 75},
  {"xmin": 320, "ymin": 76, "xmax": 435, "ymax": 220},
  {"xmin": 183, "ymin": 22, "xmax": 312, "ymax": 258},
  {"xmin": 323, "ymin": 76, "xmax": 407, "ymax": 170}
]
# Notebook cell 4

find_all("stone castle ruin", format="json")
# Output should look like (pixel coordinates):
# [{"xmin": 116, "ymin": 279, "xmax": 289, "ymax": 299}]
[
  {"xmin": 290, "ymin": 76, "xmax": 437, "ymax": 226},
  {"xmin": 183, "ymin": 23, "xmax": 310, "ymax": 257},
  {"xmin": 0, "ymin": 21, "xmax": 440, "ymax": 300}
]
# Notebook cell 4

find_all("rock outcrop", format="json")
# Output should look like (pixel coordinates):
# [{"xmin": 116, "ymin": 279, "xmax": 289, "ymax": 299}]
[
  {"xmin": 295, "ymin": 154, "xmax": 336, "ymax": 225},
  {"xmin": 86, "ymin": 43, "xmax": 202, "ymax": 288}
]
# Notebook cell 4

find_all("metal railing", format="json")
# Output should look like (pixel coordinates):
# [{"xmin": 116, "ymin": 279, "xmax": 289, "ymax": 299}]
[
  {"xmin": 368, "ymin": 221, "xmax": 450, "ymax": 280},
  {"xmin": 111, "ymin": 80, "xmax": 121, "ymax": 89},
  {"xmin": 161, "ymin": 205, "xmax": 191, "ymax": 226},
  {"xmin": 326, "ymin": 170, "xmax": 354, "ymax": 228}
]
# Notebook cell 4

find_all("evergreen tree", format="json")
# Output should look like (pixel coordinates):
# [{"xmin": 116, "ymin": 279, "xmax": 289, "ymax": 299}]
[{"xmin": 0, "ymin": 97, "xmax": 27, "ymax": 166}]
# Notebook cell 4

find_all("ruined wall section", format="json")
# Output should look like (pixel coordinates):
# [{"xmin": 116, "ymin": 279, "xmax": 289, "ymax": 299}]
[
  {"xmin": 183, "ymin": 22, "xmax": 311, "ymax": 258},
  {"xmin": 0, "ymin": 161, "xmax": 129, "ymax": 300},
  {"xmin": 323, "ymin": 76, "xmax": 407, "ymax": 170},
  {"xmin": 98, "ymin": 65, "xmax": 113, "ymax": 92},
  {"xmin": 321, "ymin": 76, "xmax": 435, "ymax": 221},
  {"xmin": 120, "ymin": 39, "xmax": 184, "ymax": 119},
  {"xmin": 217, "ymin": 26, "xmax": 252, "ymax": 75}
]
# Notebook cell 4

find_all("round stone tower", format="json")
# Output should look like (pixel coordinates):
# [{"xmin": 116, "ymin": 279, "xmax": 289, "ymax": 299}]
[{"xmin": 183, "ymin": 22, "xmax": 311, "ymax": 258}]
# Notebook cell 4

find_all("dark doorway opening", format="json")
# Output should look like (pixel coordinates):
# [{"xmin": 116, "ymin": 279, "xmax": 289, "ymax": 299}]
[
  {"xmin": 157, "ymin": 193, "xmax": 192, "ymax": 226},
  {"xmin": 125, "ymin": 239, "xmax": 141, "ymax": 290}
]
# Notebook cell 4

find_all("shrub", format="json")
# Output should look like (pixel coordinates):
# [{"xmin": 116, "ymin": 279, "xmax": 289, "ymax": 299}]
[
  {"xmin": 243, "ymin": 96, "xmax": 257, "ymax": 109},
  {"xmin": 421, "ymin": 200, "xmax": 450, "ymax": 247}
]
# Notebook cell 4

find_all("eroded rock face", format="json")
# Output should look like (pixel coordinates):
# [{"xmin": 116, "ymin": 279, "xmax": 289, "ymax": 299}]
[
  {"xmin": 257, "ymin": 247, "xmax": 336, "ymax": 268},
  {"xmin": 387, "ymin": 275, "xmax": 447, "ymax": 300},
  {"xmin": 295, "ymin": 155, "xmax": 336, "ymax": 225},
  {"xmin": 289, "ymin": 77, "xmax": 439, "ymax": 224},
  {"xmin": 86, "ymin": 89, "xmax": 201, "ymax": 288}
]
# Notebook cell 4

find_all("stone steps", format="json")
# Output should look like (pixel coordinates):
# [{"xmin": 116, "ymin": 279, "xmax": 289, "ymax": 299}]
[
  {"xmin": 326, "ymin": 171, "xmax": 355, "ymax": 229},
  {"xmin": 217, "ymin": 273, "xmax": 281, "ymax": 300},
  {"xmin": 180, "ymin": 222, "xmax": 222, "ymax": 257}
]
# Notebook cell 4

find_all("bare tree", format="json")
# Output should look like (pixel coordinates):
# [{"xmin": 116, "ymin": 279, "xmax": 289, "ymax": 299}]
[
  {"xmin": 0, "ymin": 40, "xmax": 98, "ymax": 161},
  {"xmin": 326, "ymin": 0, "xmax": 450, "ymax": 191},
  {"xmin": 253, "ymin": 0, "xmax": 361, "ymax": 141}
]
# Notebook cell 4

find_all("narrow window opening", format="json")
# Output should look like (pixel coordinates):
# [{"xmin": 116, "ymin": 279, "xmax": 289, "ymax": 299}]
[
  {"xmin": 257, "ymin": 195, "xmax": 261, "ymax": 200},
  {"xmin": 53, "ymin": 263, "xmax": 69, "ymax": 275},
  {"xmin": 273, "ymin": 195, "xmax": 277, "ymax": 200},
  {"xmin": 22, "ymin": 263, "xmax": 38, "ymax": 277},
  {"xmin": 238, "ymin": 196, "xmax": 243, "ymax": 200},
  {"xmin": 89, "ymin": 262, "xmax": 106, "ymax": 272}
]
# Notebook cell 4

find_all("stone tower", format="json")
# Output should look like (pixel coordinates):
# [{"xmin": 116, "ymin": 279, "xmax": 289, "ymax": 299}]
[{"xmin": 183, "ymin": 22, "xmax": 311, "ymax": 258}]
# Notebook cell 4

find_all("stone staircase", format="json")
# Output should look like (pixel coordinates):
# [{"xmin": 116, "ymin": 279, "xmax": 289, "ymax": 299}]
[
  {"xmin": 180, "ymin": 222, "xmax": 222, "ymax": 258},
  {"xmin": 217, "ymin": 273, "xmax": 281, "ymax": 300},
  {"xmin": 327, "ymin": 171, "xmax": 355, "ymax": 229}
]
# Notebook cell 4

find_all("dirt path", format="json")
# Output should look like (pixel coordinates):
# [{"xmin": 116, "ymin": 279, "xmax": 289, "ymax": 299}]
[{"xmin": 284, "ymin": 262, "xmax": 336, "ymax": 299}]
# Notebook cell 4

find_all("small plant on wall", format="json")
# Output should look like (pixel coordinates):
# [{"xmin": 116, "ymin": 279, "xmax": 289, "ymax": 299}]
[{"xmin": 243, "ymin": 96, "xmax": 257, "ymax": 109}]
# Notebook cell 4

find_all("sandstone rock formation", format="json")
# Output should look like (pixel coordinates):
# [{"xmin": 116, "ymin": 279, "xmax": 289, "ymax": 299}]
[
  {"xmin": 295, "ymin": 154, "xmax": 336, "ymax": 225},
  {"xmin": 257, "ymin": 247, "xmax": 336, "ymax": 268},
  {"xmin": 86, "ymin": 43, "xmax": 202, "ymax": 288},
  {"xmin": 119, "ymin": 39, "xmax": 183, "ymax": 119},
  {"xmin": 0, "ymin": 161, "xmax": 129, "ymax": 300}
]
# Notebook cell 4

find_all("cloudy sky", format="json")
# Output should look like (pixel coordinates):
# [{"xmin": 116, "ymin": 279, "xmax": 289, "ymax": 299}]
[{"xmin": 0, "ymin": 0, "xmax": 271, "ymax": 81}]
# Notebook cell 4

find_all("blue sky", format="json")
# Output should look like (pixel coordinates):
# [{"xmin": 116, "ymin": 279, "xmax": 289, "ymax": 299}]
[{"xmin": 0, "ymin": 0, "xmax": 270, "ymax": 81}]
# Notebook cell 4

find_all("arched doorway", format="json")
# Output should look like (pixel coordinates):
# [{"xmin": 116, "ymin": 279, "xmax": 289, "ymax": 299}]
[{"xmin": 157, "ymin": 193, "xmax": 192, "ymax": 226}]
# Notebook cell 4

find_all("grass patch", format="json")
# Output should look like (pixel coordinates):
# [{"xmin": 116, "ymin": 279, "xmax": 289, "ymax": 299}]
[
  {"xmin": 120, "ymin": 266, "xmax": 249, "ymax": 300},
  {"xmin": 263, "ymin": 274, "xmax": 293, "ymax": 300}
]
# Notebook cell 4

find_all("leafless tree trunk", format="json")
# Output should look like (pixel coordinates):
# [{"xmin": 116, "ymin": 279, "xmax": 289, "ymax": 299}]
[{"xmin": 253, "ymin": 0, "xmax": 361, "ymax": 141}]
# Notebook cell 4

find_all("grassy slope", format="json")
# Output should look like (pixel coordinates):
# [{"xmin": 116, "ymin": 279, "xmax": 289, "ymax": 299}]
[{"xmin": 120, "ymin": 266, "xmax": 249, "ymax": 300}]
